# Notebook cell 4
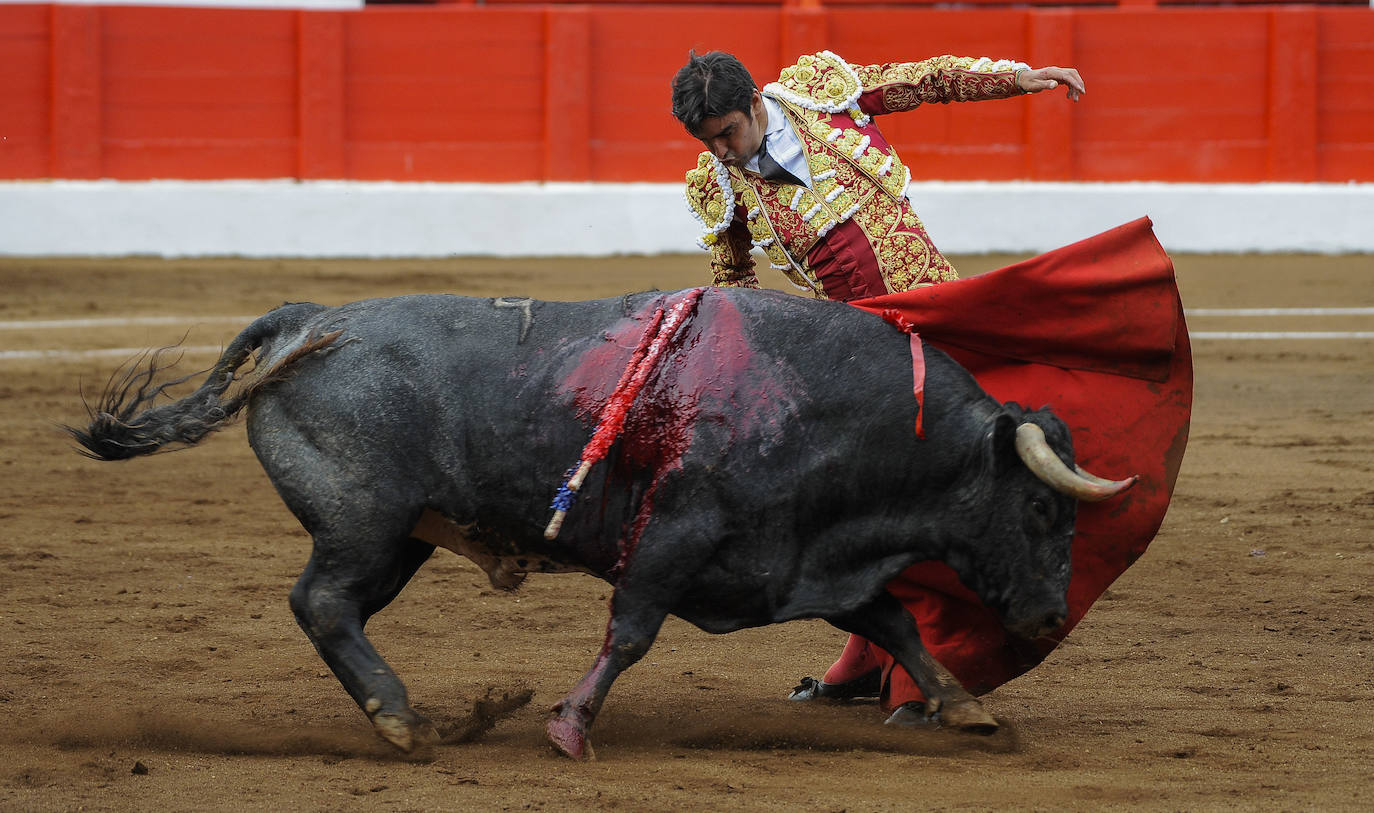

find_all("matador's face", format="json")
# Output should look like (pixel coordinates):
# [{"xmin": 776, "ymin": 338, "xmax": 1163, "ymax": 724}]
[{"xmin": 691, "ymin": 90, "xmax": 767, "ymax": 169}]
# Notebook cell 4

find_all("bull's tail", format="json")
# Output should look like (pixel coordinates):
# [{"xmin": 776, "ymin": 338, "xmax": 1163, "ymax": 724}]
[{"xmin": 68, "ymin": 302, "xmax": 338, "ymax": 461}]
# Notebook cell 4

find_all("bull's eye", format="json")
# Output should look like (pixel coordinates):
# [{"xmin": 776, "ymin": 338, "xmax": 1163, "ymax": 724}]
[{"xmin": 1025, "ymin": 495, "xmax": 1056, "ymax": 535}]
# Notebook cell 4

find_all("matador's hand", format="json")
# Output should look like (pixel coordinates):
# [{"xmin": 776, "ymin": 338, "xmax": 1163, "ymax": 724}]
[{"xmin": 1016, "ymin": 66, "xmax": 1085, "ymax": 102}]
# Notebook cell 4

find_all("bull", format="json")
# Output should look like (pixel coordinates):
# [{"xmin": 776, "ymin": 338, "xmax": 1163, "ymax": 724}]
[{"xmin": 70, "ymin": 287, "xmax": 1133, "ymax": 759}]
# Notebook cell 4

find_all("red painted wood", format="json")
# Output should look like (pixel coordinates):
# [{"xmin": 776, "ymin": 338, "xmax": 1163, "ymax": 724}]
[
  {"xmin": 343, "ymin": 7, "xmax": 544, "ymax": 181},
  {"xmin": 349, "ymin": 140, "xmax": 544, "ymax": 182},
  {"xmin": 585, "ymin": 7, "xmax": 780, "ymax": 183},
  {"xmin": 1267, "ymin": 8, "xmax": 1318, "ymax": 181},
  {"xmin": 49, "ymin": 4, "xmax": 101, "ymax": 179},
  {"xmin": 298, "ymin": 11, "xmax": 346, "ymax": 180},
  {"xmin": 0, "ymin": 5, "xmax": 50, "ymax": 179},
  {"xmin": 827, "ymin": 9, "xmax": 1026, "ymax": 64},
  {"xmin": 544, "ymin": 6, "xmax": 591, "ymax": 181},
  {"xmin": 101, "ymin": 140, "xmax": 297, "ymax": 181},
  {"xmin": 1027, "ymin": 9, "xmax": 1075, "ymax": 180},
  {"xmin": 1, "ymin": 4, "xmax": 1372, "ymax": 183},
  {"xmin": 780, "ymin": 6, "xmax": 827, "ymax": 71},
  {"xmin": 1316, "ymin": 10, "xmax": 1374, "ymax": 181}
]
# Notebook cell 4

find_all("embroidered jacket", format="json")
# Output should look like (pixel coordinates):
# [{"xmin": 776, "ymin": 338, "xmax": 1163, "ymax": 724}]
[{"xmin": 685, "ymin": 51, "xmax": 1027, "ymax": 296}]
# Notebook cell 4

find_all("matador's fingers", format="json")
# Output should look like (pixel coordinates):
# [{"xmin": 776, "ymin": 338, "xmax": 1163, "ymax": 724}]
[{"xmin": 1017, "ymin": 66, "xmax": 1086, "ymax": 101}]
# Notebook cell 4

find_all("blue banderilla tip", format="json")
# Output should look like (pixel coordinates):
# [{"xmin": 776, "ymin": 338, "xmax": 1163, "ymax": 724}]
[{"xmin": 550, "ymin": 461, "xmax": 583, "ymax": 512}]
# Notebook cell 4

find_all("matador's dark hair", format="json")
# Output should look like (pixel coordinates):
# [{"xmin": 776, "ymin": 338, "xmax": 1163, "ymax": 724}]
[{"xmin": 670, "ymin": 50, "xmax": 758, "ymax": 135}]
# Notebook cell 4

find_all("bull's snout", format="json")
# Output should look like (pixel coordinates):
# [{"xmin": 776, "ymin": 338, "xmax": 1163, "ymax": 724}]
[
  {"xmin": 1035, "ymin": 610, "xmax": 1067, "ymax": 638},
  {"xmin": 1007, "ymin": 606, "xmax": 1068, "ymax": 641}
]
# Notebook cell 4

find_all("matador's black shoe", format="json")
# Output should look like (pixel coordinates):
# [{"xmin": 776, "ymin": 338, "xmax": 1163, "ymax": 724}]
[{"xmin": 787, "ymin": 668, "xmax": 882, "ymax": 702}]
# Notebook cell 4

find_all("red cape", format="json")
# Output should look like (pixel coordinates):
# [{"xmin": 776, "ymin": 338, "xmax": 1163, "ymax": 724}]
[{"xmin": 839, "ymin": 217, "xmax": 1192, "ymax": 701}]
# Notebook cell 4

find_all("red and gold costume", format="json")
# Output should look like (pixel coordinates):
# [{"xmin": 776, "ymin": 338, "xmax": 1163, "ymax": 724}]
[
  {"xmin": 685, "ymin": 51, "xmax": 1027, "ymax": 301},
  {"xmin": 684, "ymin": 54, "xmax": 1193, "ymax": 713}
]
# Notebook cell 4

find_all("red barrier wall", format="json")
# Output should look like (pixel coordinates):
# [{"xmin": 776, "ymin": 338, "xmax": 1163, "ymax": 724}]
[{"xmin": 2, "ymin": 4, "xmax": 1372, "ymax": 183}]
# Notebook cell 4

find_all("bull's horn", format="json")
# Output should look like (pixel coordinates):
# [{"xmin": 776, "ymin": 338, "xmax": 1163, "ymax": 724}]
[
  {"xmin": 1015, "ymin": 424, "xmax": 1137, "ymax": 502},
  {"xmin": 1074, "ymin": 464, "xmax": 1127, "ymax": 488}
]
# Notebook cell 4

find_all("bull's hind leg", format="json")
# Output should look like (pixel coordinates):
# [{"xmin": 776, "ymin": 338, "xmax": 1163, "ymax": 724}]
[
  {"xmin": 290, "ymin": 533, "xmax": 438, "ymax": 752},
  {"xmin": 830, "ymin": 591, "xmax": 998, "ymax": 734}
]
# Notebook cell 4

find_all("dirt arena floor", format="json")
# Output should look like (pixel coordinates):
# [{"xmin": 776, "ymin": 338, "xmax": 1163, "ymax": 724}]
[{"xmin": 2, "ymin": 249, "xmax": 1371, "ymax": 811}]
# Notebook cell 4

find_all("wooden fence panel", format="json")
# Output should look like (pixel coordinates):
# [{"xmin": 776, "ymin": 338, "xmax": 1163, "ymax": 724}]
[
  {"xmin": 0, "ymin": 5, "xmax": 49, "ymax": 179},
  {"xmin": 586, "ymin": 6, "xmax": 782, "ymax": 182},
  {"xmin": 343, "ymin": 8, "xmax": 545, "ymax": 180},
  {"xmin": 1317, "ymin": 11, "xmax": 1374, "ymax": 180},
  {"xmin": 2, "ymin": 3, "xmax": 1372, "ymax": 183},
  {"xmin": 99, "ymin": 7, "xmax": 298, "ymax": 179}
]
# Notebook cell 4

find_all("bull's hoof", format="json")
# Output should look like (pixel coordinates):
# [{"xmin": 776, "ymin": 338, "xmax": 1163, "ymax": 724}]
[
  {"xmin": 883, "ymin": 701, "xmax": 935, "ymax": 729},
  {"xmin": 372, "ymin": 710, "xmax": 441, "ymax": 753},
  {"xmin": 937, "ymin": 699, "xmax": 999, "ymax": 734},
  {"xmin": 883, "ymin": 699, "xmax": 999, "ymax": 734},
  {"xmin": 546, "ymin": 716, "xmax": 595, "ymax": 761}
]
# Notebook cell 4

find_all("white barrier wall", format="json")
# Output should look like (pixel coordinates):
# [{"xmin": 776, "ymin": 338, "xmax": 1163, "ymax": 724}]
[{"xmin": 2, "ymin": 181, "xmax": 1372, "ymax": 257}]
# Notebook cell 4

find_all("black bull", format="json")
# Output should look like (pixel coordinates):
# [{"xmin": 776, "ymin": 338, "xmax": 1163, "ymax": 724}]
[{"xmin": 71, "ymin": 287, "xmax": 1133, "ymax": 759}]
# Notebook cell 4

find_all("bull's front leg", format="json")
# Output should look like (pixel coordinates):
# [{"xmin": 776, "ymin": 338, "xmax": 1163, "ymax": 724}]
[
  {"xmin": 547, "ymin": 590, "xmax": 668, "ymax": 761},
  {"xmin": 830, "ymin": 591, "xmax": 998, "ymax": 733}
]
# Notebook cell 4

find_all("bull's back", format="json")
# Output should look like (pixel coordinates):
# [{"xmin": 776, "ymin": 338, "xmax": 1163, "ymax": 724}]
[{"xmin": 246, "ymin": 293, "xmax": 630, "ymax": 507}]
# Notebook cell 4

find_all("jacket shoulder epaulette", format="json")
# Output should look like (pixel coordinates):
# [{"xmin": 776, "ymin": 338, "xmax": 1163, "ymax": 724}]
[{"xmin": 763, "ymin": 50, "xmax": 864, "ymax": 114}]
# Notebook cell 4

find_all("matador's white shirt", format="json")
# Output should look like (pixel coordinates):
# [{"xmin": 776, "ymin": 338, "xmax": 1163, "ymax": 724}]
[{"xmin": 745, "ymin": 95, "xmax": 921, "ymax": 209}]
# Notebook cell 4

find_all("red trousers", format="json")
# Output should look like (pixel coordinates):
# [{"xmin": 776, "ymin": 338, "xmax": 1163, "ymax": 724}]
[{"xmin": 829, "ymin": 217, "xmax": 1193, "ymax": 705}]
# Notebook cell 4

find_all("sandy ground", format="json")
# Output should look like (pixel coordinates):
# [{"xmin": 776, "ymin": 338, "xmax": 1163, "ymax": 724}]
[{"xmin": 1, "ymin": 251, "xmax": 1372, "ymax": 811}]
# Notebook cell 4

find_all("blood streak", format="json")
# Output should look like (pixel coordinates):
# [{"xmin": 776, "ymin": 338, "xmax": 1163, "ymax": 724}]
[{"xmin": 554, "ymin": 289, "xmax": 795, "ymax": 575}]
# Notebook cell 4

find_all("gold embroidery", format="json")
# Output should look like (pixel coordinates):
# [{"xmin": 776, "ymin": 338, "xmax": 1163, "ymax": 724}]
[
  {"xmin": 685, "ymin": 153, "xmax": 732, "ymax": 239},
  {"xmin": 757, "ymin": 100, "xmax": 957, "ymax": 294},
  {"xmin": 854, "ymin": 55, "xmax": 1022, "ymax": 113},
  {"xmin": 727, "ymin": 173, "xmax": 823, "ymax": 294},
  {"xmin": 776, "ymin": 52, "xmax": 861, "ymax": 109},
  {"xmin": 881, "ymin": 85, "xmax": 918, "ymax": 112},
  {"xmin": 689, "ymin": 78, "xmax": 964, "ymax": 298}
]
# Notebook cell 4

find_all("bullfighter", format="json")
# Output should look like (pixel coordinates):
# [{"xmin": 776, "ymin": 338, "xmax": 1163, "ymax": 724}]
[{"xmin": 672, "ymin": 49, "xmax": 1190, "ymax": 725}]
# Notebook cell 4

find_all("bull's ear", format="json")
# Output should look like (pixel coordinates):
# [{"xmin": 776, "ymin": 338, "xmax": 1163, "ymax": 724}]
[{"xmin": 984, "ymin": 412, "xmax": 1019, "ymax": 471}]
